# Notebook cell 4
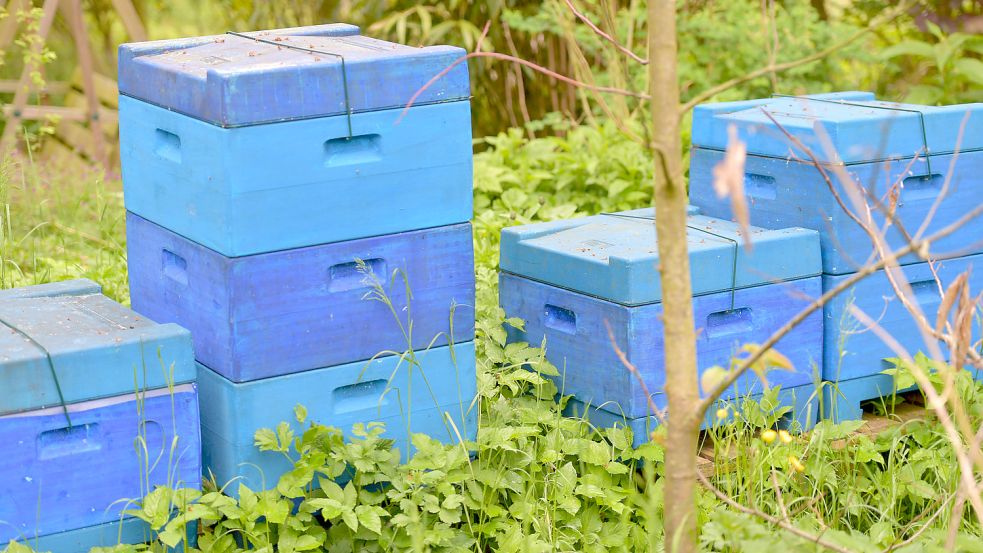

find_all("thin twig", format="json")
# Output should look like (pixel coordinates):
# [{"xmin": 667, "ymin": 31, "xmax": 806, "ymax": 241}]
[
  {"xmin": 562, "ymin": 0, "xmax": 648, "ymax": 64},
  {"xmin": 397, "ymin": 50, "xmax": 646, "ymax": 125}
]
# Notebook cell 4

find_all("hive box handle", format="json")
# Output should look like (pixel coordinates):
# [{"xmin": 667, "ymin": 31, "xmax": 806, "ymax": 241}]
[
  {"xmin": 333, "ymin": 380, "xmax": 390, "ymax": 415},
  {"xmin": 162, "ymin": 249, "xmax": 189, "ymax": 286},
  {"xmin": 705, "ymin": 307, "xmax": 754, "ymax": 339},
  {"xmin": 328, "ymin": 258, "xmax": 387, "ymax": 293},
  {"xmin": 901, "ymin": 174, "xmax": 943, "ymax": 203},
  {"xmin": 544, "ymin": 304, "xmax": 577, "ymax": 335},
  {"xmin": 154, "ymin": 129, "xmax": 182, "ymax": 163},
  {"xmin": 910, "ymin": 279, "xmax": 941, "ymax": 307},
  {"xmin": 38, "ymin": 423, "xmax": 102, "ymax": 460},
  {"xmin": 744, "ymin": 173, "xmax": 777, "ymax": 200},
  {"xmin": 324, "ymin": 134, "xmax": 382, "ymax": 167}
]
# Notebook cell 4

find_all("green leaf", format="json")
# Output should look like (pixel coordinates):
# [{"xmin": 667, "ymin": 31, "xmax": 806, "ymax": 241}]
[
  {"xmin": 880, "ymin": 40, "xmax": 936, "ymax": 61},
  {"xmin": 342, "ymin": 509, "xmax": 359, "ymax": 532},
  {"xmin": 700, "ymin": 366, "xmax": 729, "ymax": 395},
  {"xmin": 954, "ymin": 58, "xmax": 983, "ymax": 86},
  {"xmin": 294, "ymin": 404, "xmax": 308, "ymax": 424},
  {"xmin": 356, "ymin": 505, "xmax": 385, "ymax": 534}
]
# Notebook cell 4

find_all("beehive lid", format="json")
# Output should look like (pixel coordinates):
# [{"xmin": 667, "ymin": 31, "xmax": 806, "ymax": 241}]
[
  {"xmin": 118, "ymin": 23, "xmax": 471, "ymax": 127},
  {"xmin": 691, "ymin": 91, "xmax": 983, "ymax": 164},
  {"xmin": 0, "ymin": 280, "xmax": 195, "ymax": 415},
  {"xmin": 499, "ymin": 207, "xmax": 821, "ymax": 306}
]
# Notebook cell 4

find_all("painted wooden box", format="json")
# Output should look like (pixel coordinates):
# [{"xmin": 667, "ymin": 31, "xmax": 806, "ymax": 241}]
[
  {"xmin": 0, "ymin": 279, "xmax": 195, "ymax": 415},
  {"xmin": 1, "ymin": 386, "xmax": 201, "ymax": 547},
  {"xmin": 127, "ymin": 213, "xmax": 476, "ymax": 383},
  {"xmin": 499, "ymin": 208, "xmax": 824, "ymax": 421},
  {"xmin": 689, "ymin": 91, "xmax": 983, "ymax": 275},
  {"xmin": 197, "ymin": 342, "xmax": 477, "ymax": 491},
  {"xmin": 0, "ymin": 279, "xmax": 199, "ymax": 547},
  {"xmin": 822, "ymin": 252, "xmax": 983, "ymax": 420},
  {"xmin": 118, "ymin": 24, "xmax": 473, "ymax": 257}
]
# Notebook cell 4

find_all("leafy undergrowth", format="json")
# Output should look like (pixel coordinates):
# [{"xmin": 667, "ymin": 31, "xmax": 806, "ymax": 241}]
[{"xmin": 3, "ymin": 133, "xmax": 983, "ymax": 551}]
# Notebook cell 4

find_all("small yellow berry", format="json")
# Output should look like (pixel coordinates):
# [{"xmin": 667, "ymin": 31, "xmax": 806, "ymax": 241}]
[
  {"xmin": 715, "ymin": 408, "xmax": 728, "ymax": 420},
  {"xmin": 788, "ymin": 455, "xmax": 805, "ymax": 473},
  {"xmin": 778, "ymin": 430, "xmax": 793, "ymax": 444},
  {"xmin": 761, "ymin": 429, "xmax": 778, "ymax": 444}
]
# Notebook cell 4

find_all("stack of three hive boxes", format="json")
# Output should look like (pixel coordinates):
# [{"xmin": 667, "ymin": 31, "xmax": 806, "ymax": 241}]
[{"xmin": 120, "ymin": 23, "xmax": 478, "ymax": 489}]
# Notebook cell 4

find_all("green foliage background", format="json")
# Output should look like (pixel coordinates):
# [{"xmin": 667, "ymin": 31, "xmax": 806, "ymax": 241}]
[{"xmin": 2, "ymin": 0, "xmax": 983, "ymax": 551}]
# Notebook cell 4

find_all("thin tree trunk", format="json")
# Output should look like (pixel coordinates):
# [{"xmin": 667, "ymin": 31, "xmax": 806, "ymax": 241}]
[{"xmin": 647, "ymin": 2, "xmax": 700, "ymax": 552}]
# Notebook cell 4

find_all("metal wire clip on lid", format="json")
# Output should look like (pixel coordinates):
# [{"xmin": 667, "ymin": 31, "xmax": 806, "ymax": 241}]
[
  {"xmin": 226, "ymin": 31, "xmax": 355, "ymax": 139},
  {"xmin": 770, "ymin": 94, "xmax": 935, "ymax": 176}
]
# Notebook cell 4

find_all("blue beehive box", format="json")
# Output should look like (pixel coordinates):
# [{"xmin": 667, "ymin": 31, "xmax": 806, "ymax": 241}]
[
  {"xmin": 499, "ymin": 208, "xmax": 824, "ymax": 431},
  {"xmin": 197, "ymin": 342, "xmax": 477, "ymax": 491},
  {"xmin": 0, "ymin": 280, "xmax": 200, "ymax": 549},
  {"xmin": 689, "ymin": 92, "xmax": 983, "ymax": 275},
  {"xmin": 127, "ymin": 213, "xmax": 476, "ymax": 383},
  {"xmin": 822, "ymin": 253, "xmax": 983, "ymax": 421},
  {"xmin": 118, "ymin": 24, "xmax": 473, "ymax": 257}
]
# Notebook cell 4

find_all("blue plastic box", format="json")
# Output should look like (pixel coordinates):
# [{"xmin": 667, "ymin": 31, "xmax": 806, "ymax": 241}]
[
  {"xmin": 0, "ymin": 279, "xmax": 195, "ymax": 415},
  {"xmin": 118, "ymin": 24, "xmax": 474, "ymax": 256},
  {"xmin": 823, "ymin": 252, "xmax": 983, "ymax": 387},
  {"xmin": 689, "ymin": 92, "xmax": 983, "ymax": 275},
  {"xmin": 499, "ymin": 208, "xmax": 824, "ymax": 420},
  {"xmin": 0, "ymin": 385, "xmax": 201, "ymax": 546},
  {"xmin": 197, "ymin": 342, "xmax": 477, "ymax": 491},
  {"xmin": 127, "ymin": 213, "xmax": 476, "ymax": 383}
]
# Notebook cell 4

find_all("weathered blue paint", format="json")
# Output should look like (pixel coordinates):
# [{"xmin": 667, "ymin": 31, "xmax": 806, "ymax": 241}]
[
  {"xmin": 567, "ymin": 383, "xmax": 818, "ymax": 448},
  {"xmin": 127, "ymin": 213, "xmax": 476, "ymax": 383},
  {"xmin": 197, "ymin": 342, "xmax": 477, "ymax": 491},
  {"xmin": 499, "ymin": 273, "xmax": 823, "ymax": 419},
  {"xmin": 822, "ymin": 253, "xmax": 983, "ymax": 382},
  {"xmin": 119, "ymin": 95, "xmax": 473, "ymax": 257},
  {"xmin": 9, "ymin": 518, "xmax": 196, "ymax": 553},
  {"xmin": 691, "ymin": 92, "xmax": 982, "ymax": 163},
  {"xmin": 0, "ymin": 279, "xmax": 195, "ymax": 415},
  {"xmin": 499, "ymin": 207, "xmax": 821, "ymax": 306},
  {"xmin": 0, "ymin": 385, "xmax": 201, "ymax": 544},
  {"xmin": 690, "ymin": 93, "xmax": 983, "ymax": 275},
  {"xmin": 691, "ymin": 147, "xmax": 983, "ymax": 275},
  {"xmin": 118, "ymin": 25, "xmax": 469, "ymax": 127}
]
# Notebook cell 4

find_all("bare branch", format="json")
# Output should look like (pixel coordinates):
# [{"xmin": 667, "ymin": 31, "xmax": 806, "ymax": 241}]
[
  {"xmin": 562, "ymin": 0, "xmax": 648, "ymax": 64},
  {"xmin": 397, "ymin": 50, "xmax": 647, "ymax": 125},
  {"xmin": 678, "ymin": 0, "xmax": 914, "ymax": 117}
]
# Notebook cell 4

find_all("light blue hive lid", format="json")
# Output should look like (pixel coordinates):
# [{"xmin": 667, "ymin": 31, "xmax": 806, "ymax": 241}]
[
  {"xmin": 118, "ymin": 23, "xmax": 471, "ymax": 127},
  {"xmin": 0, "ymin": 279, "xmax": 195, "ymax": 415},
  {"xmin": 692, "ymin": 91, "xmax": 983, "ymax": 164},
  {"xmin": 499, "ymin": 206, "xmax": 821, "ymax": 306}
]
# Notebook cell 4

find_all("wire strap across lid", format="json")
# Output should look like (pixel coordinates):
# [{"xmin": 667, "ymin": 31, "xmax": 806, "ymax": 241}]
[{"xmin": 226, "ymin": 31, "xmax": 355, "ymax": 138}]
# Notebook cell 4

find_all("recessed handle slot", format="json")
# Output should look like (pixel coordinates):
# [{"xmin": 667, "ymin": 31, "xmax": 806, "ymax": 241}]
[
  {"xmin": 901, "ymin": 174, "xmax": 943, "ymax": 202},
  {"xmin": 162, "ymin": 249, "xmax": 188, "ymax": 286},
  {"xmin": 745, "ymin": 173, "xmax": 777, "ymax": 200},
  {"xmin": 324, "ymin": 134, "xmax": 382, "ymax": 167},
  {"xmin": 706, "ymin": 308, "xmax": 754, "ymax": 339},
  {"xmin": 544, "ymin": 304, "xmax": 577, "ymax": 335},
  {"xmin": 910, "ymin": 279, "xmax": 940, "ymax": 306},
  {"xmin": 333, "ymin": 379, "xmax": 389, "ymax": 414},
  {"xmin": 37, "ymin": 423, "xmax": 102, "ymax": 460},
  {"xmin": 328, "ymin": 258, "xmax": 387, "ymax": 293},
  {"xmin": 154, "ymin": 129, "xmax": 182, "ymax": 163}
]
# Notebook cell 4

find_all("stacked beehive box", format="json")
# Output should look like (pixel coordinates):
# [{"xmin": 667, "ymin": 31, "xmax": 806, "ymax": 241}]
[
  {"xmin": 498, "ymin": 207, "xmax": 823, "ymax": 445},
  {"xmin": 0, "ymin": 280, "xmax": 200, "ymax": 552},
  {"xmin": 120, "ymin": 24, "xmax": 478, "ymax": 489},
  {"xmin": 690, "ymin": 91, "xmax": 983, "ymax": 422}
]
